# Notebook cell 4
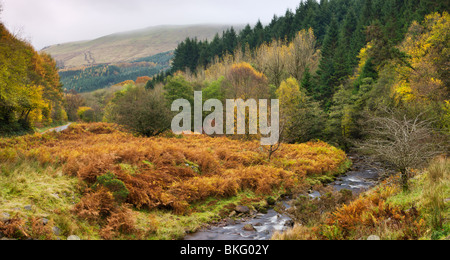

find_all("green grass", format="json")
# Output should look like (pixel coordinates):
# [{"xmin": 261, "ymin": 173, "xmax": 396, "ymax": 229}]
[
  {"xmin": 0, "ymin": 158, "xmax": 286, "ymax": 240},
  {"xmin": 0, "ymin": 159, "xmax": 98, "ymax": 239},
  {"xmin": 386, "ymin": 160, "xmax": 450, "ymax": 240}
]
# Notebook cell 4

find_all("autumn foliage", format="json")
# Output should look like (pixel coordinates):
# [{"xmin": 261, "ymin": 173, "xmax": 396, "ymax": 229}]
[
  {"xmin": 0, "ymin": 123, "xmax": 348, "ymax": 237},
  {"xmin": 315, "ymin": 178, "xmax": 427, "ymax": 240},
  {"xmin": 0, "ymin": 23, "xmax": 66, "ymax": 133}
]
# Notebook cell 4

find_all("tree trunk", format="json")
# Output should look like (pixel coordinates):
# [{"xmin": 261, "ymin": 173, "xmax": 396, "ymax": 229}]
[{"xmin": 401, "ymin": 169, "xmax": 409, "ymax": 192}]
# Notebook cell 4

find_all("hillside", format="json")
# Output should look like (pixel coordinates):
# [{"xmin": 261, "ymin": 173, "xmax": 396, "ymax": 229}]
[
  {"xmin": 58, "ymin": 51, "xmax": 174, "ymax": 93},
  {"xmin": 42, "ymin": 24, "xmax": 244, "ymax": 69}
]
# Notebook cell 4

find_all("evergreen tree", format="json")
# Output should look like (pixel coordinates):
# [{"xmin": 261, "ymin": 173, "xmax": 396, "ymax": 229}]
[
  {"xmin": 301, "ymin": 67, "xmax": 315, "ymax": 94},
  {"xmin": 252, "ymin": 20, "xmax": 265, "ymax": 49},
  {"xmin": 316, "ymin": 16, "xmax": 340, "ymax": 106},
  {"xmin": 223, "ymin": 27, "xmax": 238, "ymax": 55},
  {"xmin": 335, "ymin": 8, "xmax": 358, "ymax": 83}
]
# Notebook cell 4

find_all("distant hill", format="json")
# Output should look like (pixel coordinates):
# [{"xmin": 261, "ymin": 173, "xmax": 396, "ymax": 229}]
[
  {"xmin": 58, "ymin": 51, "xmax": 174, "ymax": 93},
  {"xmin": 42, "ymin": 24, "xmax": 244, "ymax": 69}
]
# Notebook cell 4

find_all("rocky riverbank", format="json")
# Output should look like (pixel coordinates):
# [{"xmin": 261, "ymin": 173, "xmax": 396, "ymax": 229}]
[{"xmin": 184, "ymin": 154, "xmax": 391, "ymax": 240}]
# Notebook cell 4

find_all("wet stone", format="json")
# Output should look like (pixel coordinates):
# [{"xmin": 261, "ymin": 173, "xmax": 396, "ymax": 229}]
[
  {"xmin": 243, "ymin": 224, "xmax": 256, "ymax": 232},
  {"xmin": 235, "ymin": 205, "xmax": 250, "ymax": 214}
]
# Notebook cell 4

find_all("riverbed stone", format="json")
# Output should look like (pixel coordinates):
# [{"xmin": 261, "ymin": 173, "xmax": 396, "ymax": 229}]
[
  {"xmin": 225, "ymin": 219, "xmax": 236, "ymax": 225},
  {"xmin": 24, "ymin": 205, "xmax": 32, "ymax": 211},
  {"xmin": 67, "ymin": 235, "xmax": 81, "ymax": 240},
  {"xmin": 284, "ymin": 220, "xmax": 294, "ymax": 227},
  {"xmin": 367, "ymin": 235, "xmax": 381, "ymax": 240},
  {"xmin": 243, "ymin": 224, "xmax": 256, "ymax": 232},
  {"xmin": 235, "ymin": 205, "xmax": 250, "ymax": 214},
  {"xmin": 42, "ymin": 218, "xmax": 49, "ymax": 225},
  {"xmin": 266, "ymin": 197, "xmax": 276, "ymax": 206}
]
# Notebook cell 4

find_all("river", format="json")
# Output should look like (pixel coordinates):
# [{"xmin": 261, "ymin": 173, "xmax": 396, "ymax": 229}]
[{"xmin": 184, "ymin": 154, "xmax": 388, "ymax": 240}]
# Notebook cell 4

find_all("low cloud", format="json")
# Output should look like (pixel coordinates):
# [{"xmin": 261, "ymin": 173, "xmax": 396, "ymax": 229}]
[{"xmin": 1, "ymin": 0, "xmax": 301, "ymax": 49}]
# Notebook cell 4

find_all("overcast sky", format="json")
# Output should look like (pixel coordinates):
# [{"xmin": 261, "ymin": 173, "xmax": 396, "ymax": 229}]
[{"xmin": 0, "ymin": 0, "xmax": 302, "ymax": 50}]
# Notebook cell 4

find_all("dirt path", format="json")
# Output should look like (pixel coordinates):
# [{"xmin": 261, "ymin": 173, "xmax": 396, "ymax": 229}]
[{"xmin": 43, "ymin": 123, "xmax": 72, "ymax": 134}]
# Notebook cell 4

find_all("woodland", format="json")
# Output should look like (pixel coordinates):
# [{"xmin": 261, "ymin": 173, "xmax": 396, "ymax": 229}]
[{"xmin": 0, "ymin": 0, "xmax": 449, "ymax": 241}]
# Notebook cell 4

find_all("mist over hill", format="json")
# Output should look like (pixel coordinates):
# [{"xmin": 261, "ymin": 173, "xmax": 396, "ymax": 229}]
[{"xmin": 42, "ymin": 24, "xmax": 244, "ymax": 69}]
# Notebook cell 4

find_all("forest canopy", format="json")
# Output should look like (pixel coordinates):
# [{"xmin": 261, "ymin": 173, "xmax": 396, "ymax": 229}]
[{"xmin": 0, "ymin": 23, "xmax": 66, "ymax": 134}]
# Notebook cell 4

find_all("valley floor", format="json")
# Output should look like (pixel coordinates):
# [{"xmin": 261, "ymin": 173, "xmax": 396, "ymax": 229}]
[{"xmin": 0, "ymin": 123, "xmax": 447, "ymax": 240}]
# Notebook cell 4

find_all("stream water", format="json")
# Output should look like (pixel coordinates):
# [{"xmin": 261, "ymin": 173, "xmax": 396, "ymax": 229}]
[{"xmin": 184, "ymin": 155, "xmax": 388, "ymax": 240}]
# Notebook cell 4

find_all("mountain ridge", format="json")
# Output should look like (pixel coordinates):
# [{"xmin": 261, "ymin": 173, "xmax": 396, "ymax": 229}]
[{"xmin": 42, "ymin": 24, "xmax": 244, "ymax": 69}]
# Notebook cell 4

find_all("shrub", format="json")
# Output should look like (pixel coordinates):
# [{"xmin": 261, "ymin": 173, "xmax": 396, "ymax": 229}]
[
  {"xmin": 95, "ymin": 172, "xmax": 130, "ymax": 204},
  {"xmin": 77, "ymin": 107, "xmax": 96, "ymax": 122},
  {"xmin": 105, "ymin": 85, "xmax": 172, "ymax": 136},
  {"xmin": 72, "ymin": 188, "xmax": 116, "ymax": 223},
  {"xmin": 316, "ymin": 181, "xmax": 426, "ymax": 240}
]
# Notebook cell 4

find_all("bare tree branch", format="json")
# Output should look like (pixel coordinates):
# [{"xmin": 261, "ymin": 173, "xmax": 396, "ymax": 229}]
[{"xmin": 357, "ymin": 108, "xmax": 445, "ymax": 191}]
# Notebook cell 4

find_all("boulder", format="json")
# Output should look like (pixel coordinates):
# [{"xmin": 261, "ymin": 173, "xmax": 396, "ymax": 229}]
[
  {"xmin": 235, "ymin": 205, "xmax": 250, "ymax": 214},
  {"xmin": 243, "ymin": 224, "xmax": 256, "ymax": 232},
  {"xmin": 266, "ymin": 197, "xmax": 276, "ymax": 206}
]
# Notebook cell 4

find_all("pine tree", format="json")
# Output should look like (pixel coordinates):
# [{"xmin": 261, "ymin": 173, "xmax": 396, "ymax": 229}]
[
  {"xmin": 316, "ymin": 16, "xmax": 340, "ymax": 106},
  {"xmin": 301, "ymin": 67, "xmax": 315, "ymax": 94},
  {"xmin": 223, "ymin": 27, "xmax": 238, "ymax": 55},
  {"xmin": 335, "ymin": 8, "xmax": 358, "ymax": 83},
  {"xmin": 252, "ymin": 20, "xmax": 265, "ymax": 49}
]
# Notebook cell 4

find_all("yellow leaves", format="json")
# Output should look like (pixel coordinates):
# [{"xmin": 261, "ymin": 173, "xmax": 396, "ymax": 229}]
[
  {"xmin": 231, "ymin": 62, "xmax": 263, "ymax": 78},
  {"xmin": 186, "ymin": 28, "xmax": 319, "ymax": 89},
  {"xmin": 277, "ymin": 77, "xmax": 303, "ymax": 113},
  {"xmin": 393, "ymin": 79, "xmax": 414, "ymax": 102},
  {"xmin": 391, "ymin": 12, "xmax": 449, "ymax": 104},
  {"xmin": 226, "ymin": 62, "xmax": 270, "ymax": 100},
  {"xmin": 352, "ymin": 42, "xmax": 373, "ymax": 80},
  {"xmin": 0, "ymin": 23, "xmax": 66, "ymax": 128},
  {"xmin": 77, "ymin": 106, "xmax": 94, "ymax": 122}
]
